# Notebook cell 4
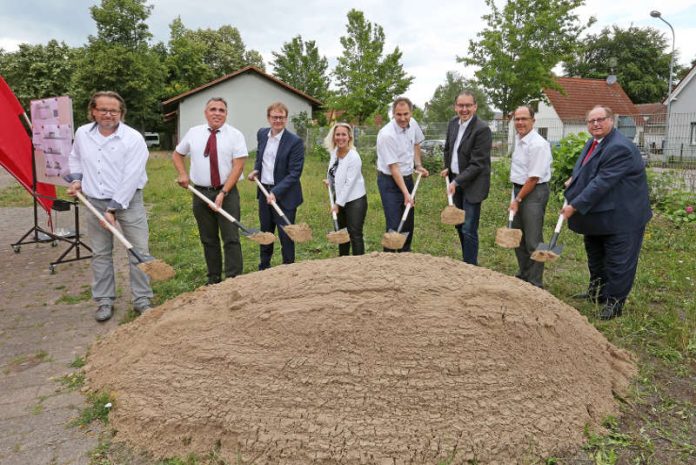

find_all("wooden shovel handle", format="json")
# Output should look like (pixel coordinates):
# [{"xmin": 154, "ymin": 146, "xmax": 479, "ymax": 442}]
[{"xmin": 75, "ymin": 191, "xmax": 134, "ymax": 250}]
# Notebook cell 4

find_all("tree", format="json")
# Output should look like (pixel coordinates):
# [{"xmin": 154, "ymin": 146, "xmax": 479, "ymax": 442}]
[
  {"xmin": 459, "ymin": 0, "xmax": 592, "ymax": 117},
  {"xmin": 186, "ymin": 25, "xmax": 265, "ymax": 75},
  {"xmin": 0, "ymin": 40, "xmax": 79, "ymax": 109},
  {"xmin": 564, "ymin": 26, "xmax": 686, "ymax": 104},
  {"xmin": 424, "ymin": 71, "xmax": 493, "ymax": 122},
  {"xmin": 71, "ymin": 0, "xmax": 166, "ymax": 130},
  {"xmin": 271, "ymin": 35, "xmax": 330, "ymax": 100},
  {"xmin": 333, "ymin": 9, "xmax": 413, "ymax": 125}
]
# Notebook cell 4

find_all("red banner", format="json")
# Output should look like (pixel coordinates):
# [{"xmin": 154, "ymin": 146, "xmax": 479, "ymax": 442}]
[{"xmin": 0, "ymin": 76, "xmax": 55, "ymax": 215}]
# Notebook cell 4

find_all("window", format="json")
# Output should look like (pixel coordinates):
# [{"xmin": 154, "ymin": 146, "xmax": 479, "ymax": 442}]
[
  {"xmin": 537, "ymin": 127, "xmax": 548, "ymax": 140},
  {"xmin": 691, "ymin": 122, "xmax": 696, "ymax": 146}
]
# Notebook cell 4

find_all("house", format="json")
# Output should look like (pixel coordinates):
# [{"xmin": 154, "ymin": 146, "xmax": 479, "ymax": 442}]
[
  {"xmin": 534, "ymin": 77, "xmax": 640, "ymax": 145},
  {"xmin": 664, "ymin": 63, "xmax": 696, "ymax": 159},
  {"xmin": 635, "ymin": 103, "xmax": 666, "ymax": 154},
  {"xmin": 162, "ymin": 66, "xmax": 322, "ymax": 151}
]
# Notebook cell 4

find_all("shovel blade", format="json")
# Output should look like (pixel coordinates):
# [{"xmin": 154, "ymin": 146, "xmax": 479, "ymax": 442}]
[{"xmin": 535, "ymin": 242, "xmax": 563, "ymax": 256}]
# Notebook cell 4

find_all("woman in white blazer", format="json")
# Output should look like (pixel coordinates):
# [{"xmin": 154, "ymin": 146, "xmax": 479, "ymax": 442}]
[{"xmin": 324, "ymin": 123, "xmax": 368, "ymax": 255}]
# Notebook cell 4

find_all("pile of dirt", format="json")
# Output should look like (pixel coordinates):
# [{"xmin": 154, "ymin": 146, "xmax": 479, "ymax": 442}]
[{"xmin": 86, "ymin": 252, "xmax": 636, "ymax": 464}]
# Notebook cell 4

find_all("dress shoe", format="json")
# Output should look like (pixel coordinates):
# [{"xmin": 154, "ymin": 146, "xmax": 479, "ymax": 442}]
[
  {"xmin": 134, "ymin": 302, "xmax": 152, "ymax": 314},
  {"xmin": 572, "ymin": 290, "xmax": 601, "ymax": 303},
  {"xmin": 599, "ymin": 300, "xmax": 623, "ymax": 320},
  {"xmin": 206, "ymin": 276, "xmax": 221, "ymax": 286},
  {"xmin": 95, "ymin": 304, "xmax": 113, "ymax": 322}
]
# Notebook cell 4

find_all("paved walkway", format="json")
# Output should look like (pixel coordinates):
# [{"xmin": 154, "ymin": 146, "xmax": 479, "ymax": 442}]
[{"xmin": 0, "ymin": 200, "xmax": 133, "ymax": 464}]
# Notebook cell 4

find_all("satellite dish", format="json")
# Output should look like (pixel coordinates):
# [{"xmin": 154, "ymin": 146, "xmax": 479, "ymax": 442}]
[{"xmin": 606, "ymin": 75, "xmax": 617, "ymax": 85}]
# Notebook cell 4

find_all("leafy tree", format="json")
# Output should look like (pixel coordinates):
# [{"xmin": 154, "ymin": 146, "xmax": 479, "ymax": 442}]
[
  {"xmin": 163, "ymin": 17, "xmax": 215, "ymax": 97},
  {"xmin": 0, "ymin": 40, "xmax": 79, "ymax": 109},
  {"xmin": 564, "ymin": 26, "xmax": 685, "ymax": 104},
  {"xmin": 459, "ymin": 0, "xmax": 592, "ymax": 117},
  {"xmin": 333, "ymin": 9, "xmax": 413, "ymax": 125},
  {"xmin": 71, "ymin": 0, "xmax": 166, "ymax": 130},
  {"xmin": 186, "ymin": 25, "xmax": 265, "ymax": 76},
  {"xmin": 271, "ymin": 35, "xmax": 330, "ymax": 100},
  {"xmin": 424, "ymin": 71, "xmax": 494, "ymax": 122}
]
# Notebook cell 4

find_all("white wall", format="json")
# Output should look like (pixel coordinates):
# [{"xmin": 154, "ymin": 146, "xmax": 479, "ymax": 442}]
[{"xmin": 177, "ymin": 73, "xmax": 314, "ymax": 152}]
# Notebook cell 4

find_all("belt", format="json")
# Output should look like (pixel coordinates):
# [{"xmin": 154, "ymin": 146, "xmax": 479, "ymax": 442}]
[
  {"xmin": 261, "ymin": 183, "xmax": 274, "ymax": 190},
  {"xmin": 194, "ymin": 184, "xmax": 223, "ymax": 191},
  {"xmin": 513, "ymin": 182, "xmax": 547, "ymax": 188},
  {"xmin": 379, "ymin": 172, "xmax": 413, "ymax": 180}
]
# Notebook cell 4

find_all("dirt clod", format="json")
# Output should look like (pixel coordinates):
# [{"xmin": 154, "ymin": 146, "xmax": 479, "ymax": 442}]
[
  {"xmin": 495, "ymin": 227, "xmax": 523, "ymax": 248},
  {"xmin": 283, "ymin": 223, "xmax": 312, "ymax": 242},
  {"xmin": 248, "ymin": 231, "xmax": 276, "ymax": 245},
  {"xmin": 440, "ymin": 205, "xmax": 466, "ymax": 225},
  {"xmin": 137, "ymin": 259, "xmax": 175, "ymax": 282},
  {"xmin": 326, "ymin": 229, "xmax": 350, "ymax": 244}
]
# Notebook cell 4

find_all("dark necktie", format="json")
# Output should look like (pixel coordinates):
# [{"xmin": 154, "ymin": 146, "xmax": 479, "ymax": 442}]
[
  {"xmin": 205, "ymin": 128, "xmax": 220, "ymax": 187},
  {"xmin": 582, "ymin": 139, "xmax": 598, "ymax": 166}
]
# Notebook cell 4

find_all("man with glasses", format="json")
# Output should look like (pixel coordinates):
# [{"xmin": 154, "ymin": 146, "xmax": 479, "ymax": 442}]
[
  {"xmin": 440, "ymin": 91, "xmax": 492, "ymax": 265},
  {"xmin": 508, "ymin": 105, "xmax": 552, "ymax": 288},
  {"xmin": 247, "ymin": 102, "xmax": 304, "ymax": 269},
  {"xmin": 65, "ymin": 91, "xmax": 153, "ymax": 322},
  {"xmin": 172, "ymin": 97, "xmax": 248, "ymax": 285},
  {"xmin": 562, "ymin": 105, "xmax": 652, "ymax": 320}
]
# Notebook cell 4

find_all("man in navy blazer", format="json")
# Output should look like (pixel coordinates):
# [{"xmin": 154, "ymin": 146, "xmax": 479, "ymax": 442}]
[
  {"xmin": 562, "ymin": 105, "xmax": 652, "ymax": 320},
  {"xmin": 247, "ymin": 102, "xmax": 304, "ymax": 270}
]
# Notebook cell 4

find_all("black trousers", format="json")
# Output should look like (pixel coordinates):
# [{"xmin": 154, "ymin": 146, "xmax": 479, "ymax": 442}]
[
  {"xmin": 258, "ymin": 196, "xmax": 296, "ymax": 270},
  {"xmin": 192, "ymin": 186, "xmax": 242, "ymax": 281},
  {"xmin": 584, "ymin": 226, "xmax": 646, "ymax": 304},
  {"xmin": 336, "ymin": 195, "xmax": 368, "ymax": 256}
]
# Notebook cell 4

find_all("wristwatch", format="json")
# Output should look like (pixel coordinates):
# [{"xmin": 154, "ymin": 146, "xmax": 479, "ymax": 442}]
[{"xmin": 221, "ymin": 189, "xmax": 229, "ymax": 197}]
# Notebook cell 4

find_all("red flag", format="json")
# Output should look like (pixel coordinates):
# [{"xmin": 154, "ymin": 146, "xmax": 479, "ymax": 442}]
[{"xmin": 0, "ymin": 76, "xmax": 55, "ymax": 215}]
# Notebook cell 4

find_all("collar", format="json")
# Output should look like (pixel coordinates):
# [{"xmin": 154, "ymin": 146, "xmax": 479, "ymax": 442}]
[
  {"xmin": 268, "ymin": 129, "xmax": 284, "ymax": 140},
  {"xmin": 89, "ymin": 121, "xmax": 121, "ymax": 138},
  {"xmin": 391, "ymin": 119, "xmax": 410, "ymax": 133},
  {"xmin": 517, "ymin": 128, "xmax": 537, "ymax": 144}
]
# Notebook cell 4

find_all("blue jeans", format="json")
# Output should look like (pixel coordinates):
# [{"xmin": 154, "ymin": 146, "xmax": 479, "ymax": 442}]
[
  {"xmin": 452, "ymin": 186, "xmax": 481, "ymax": 265},
  {"xmin": 258, "ymin": 195, "xmax": 296, "ymax": 270},
  {"xmin": 377, "ymin": 172, "xmax": 414, "ymax": 252}
]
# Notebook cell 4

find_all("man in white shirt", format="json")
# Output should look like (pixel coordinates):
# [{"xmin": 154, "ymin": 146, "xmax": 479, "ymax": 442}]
[
  {"xmin": 66, "ymin": 91, "xmax": 153, "ymax": 322},
  {"xmin": 172, "ymin": 97, "xmax": 248, "ymax": 285},
  {"xmin": 509, "ymin": 105, "xmax": 552, "ymax": 288},
  {"xmin": 376, "ymin": 97, "xmax": 429, "ymax": 252}
]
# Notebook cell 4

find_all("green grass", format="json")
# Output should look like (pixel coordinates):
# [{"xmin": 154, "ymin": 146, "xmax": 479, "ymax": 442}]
[
  {"xmin": 56, "ymin": 286, "xmax": 92, "ymax": 304},
  {"xmin": 71, "ymin": 391, "xmax": 113, "ymax": 427}
]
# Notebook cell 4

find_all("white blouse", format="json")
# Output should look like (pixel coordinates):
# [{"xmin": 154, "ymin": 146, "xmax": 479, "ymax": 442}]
[{"xmin": 328, "ymin": 148, "xmax": 366, "ymax": 207}]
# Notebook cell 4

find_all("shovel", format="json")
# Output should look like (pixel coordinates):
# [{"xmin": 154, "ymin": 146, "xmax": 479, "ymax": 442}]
[
  {"xmin": 440, "ymin": 175, "xmax": 466, "ymax": 225},
  {"xmin": 75, "ymin": 191, "xmax": 175, "ymax": 281},
  {"xmin": 495, "ymin": 189, "xmax": 523, "ymax": 248},
  {"xmin": 325, "ymin": 182, "xmax": 350, "ymax": 245},
  {"xmin": 253, "ymin": 177, "xmax": 312, "ymax": 243},
  {"xmin": 531, "ymin": 201, "xmax": 567, "ymax": 263},
  {"xmin": 381, "ymin": 172, "xmax": 423, "ymax": 250},
  {"xmin": 187, "ymin": 185, "xmax": 276, "ymax": 245}
]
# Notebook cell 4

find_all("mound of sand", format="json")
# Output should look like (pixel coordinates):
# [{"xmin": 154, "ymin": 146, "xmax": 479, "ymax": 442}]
[{"xmin": 86, "ymin": 253, "xmax": 636, "ymax": 464}]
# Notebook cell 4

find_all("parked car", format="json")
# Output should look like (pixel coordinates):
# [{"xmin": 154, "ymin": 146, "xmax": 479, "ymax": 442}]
[
  {"xmin": 421, "ymin": 139, "xmax": 445, "ymax": 155},
  {"xmin": 144, "ymin": 132, "xmax": 160, "ymax": 148}
]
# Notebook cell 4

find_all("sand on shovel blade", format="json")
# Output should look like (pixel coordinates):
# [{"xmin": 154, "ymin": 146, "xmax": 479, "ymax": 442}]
[
  {"xmin": 531, "ymin": 249, "xmax": 560, "ymax": 262},
  {"xmin": 381, "ymin": 231, "xmax": 406, "ymax": 250},
  {"xmin": 495, "ymin": 227, "xmax": 523, "ymax": 248},
  {"xmin": 327, "ymin": 229, "xmax": 350, "ymax": 244},
  {"xmin": 440, "ymin": 205, "xmax": 465, "ymax": 225},
  {"xmin": 248, "ymin": 231, "xmax": 276, "ymax": 245},
  {"xmin": 137, "ymin": 259, "xmax": 175, "ymax": 281},
  {"xmin": 283, "ymin": 223, "xmax": 312, "ymax": 243}
]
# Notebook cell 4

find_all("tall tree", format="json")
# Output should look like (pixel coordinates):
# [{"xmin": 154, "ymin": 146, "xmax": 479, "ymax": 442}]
[
  {"xmin": 71, "ymin": 0, "xmax": 166, "ymax": 130},
  {"xmin": 0, "ymin": 40, "xmax": 79, "ymax": 109},
  {"xmin": 564, "ymin": 26, "xmax": 685, "ymax": 104},
  {"xmin": 186, "ymin": 25, "xmax": 265, "ymax": 75},
  {"xmin": 163, "ymin": 17, "xmax": 215, "ymax": 97},
  {"xmin": 459, "ymin": 0, "xmax": 592, "ymax": 117},
  {"xmin": 271, "ymin": 35, "xmax": 330, "ymax": 100},
  {"xmin": 333, "ymin": 9, "xmax": 413, "ymax": 125},
  {"xmin": 425, "ymin": 71, "xmax": 493, "ymax": 122}
]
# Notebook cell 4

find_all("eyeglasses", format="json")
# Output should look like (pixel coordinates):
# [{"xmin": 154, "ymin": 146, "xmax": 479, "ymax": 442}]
[
  {"xmin": 95, "ymin": 108, "xmax": 121, "ymax": 116},
  {"xmin": 514, "ymin": 117, "xmax": 532, "ymax": 122},
  {"xmin": 269, "ymin": 115, "xmax": 287, "ymax": 121},
  {"xmin": 586, "ymin": 117, "xmax": 608, "ymax": 125},
  {"xmin": 455, "ymin": 103, "xmax": 476, "ymax": 109}
]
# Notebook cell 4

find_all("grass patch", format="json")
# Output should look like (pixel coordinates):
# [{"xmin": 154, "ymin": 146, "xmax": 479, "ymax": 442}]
[
  {"xmin": 0, "ymin": 184, "xmax": 34, "ymax": 207},
  {"xmin": 70, "ymin": 355, "xmax": 86, "ymax": 368},
  {"xmin": 58, "ymin": 370, "xmax": 85, "ymax": 390},
  {"xmin": 56, "ymin": 287, "xmax": 92, "ymax": 305},
  {"xmin": 72, "ymin": 391, "xmax": 113, "ymax": 427}
]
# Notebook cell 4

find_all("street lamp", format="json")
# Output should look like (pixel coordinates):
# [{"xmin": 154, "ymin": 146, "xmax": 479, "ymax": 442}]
[{"xmin": 651, "ymin": 10, "xmax": 675, "ymax": 155}]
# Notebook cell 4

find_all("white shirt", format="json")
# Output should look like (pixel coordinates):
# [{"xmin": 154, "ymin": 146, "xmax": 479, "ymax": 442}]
[
  {"xmin": 68, "ymin": 122, "xmax": 148, "ymax": 209},
  {"xmin": 450, "ymin": 118, "xmax": 472, "ymax": 174},
  {"xmin": 376, "ymin": 118, "xmax": 425, "ymax": 176},
  {"xmin": 261, "ymin": 129, "xmax": 284, "ymax": 185},
  {"xmin": 510, "ymin": 129, "xmax": 552, "ymax": 185},
  {"xmin": 328, "ymin": 148, "xmax": 366, "ymax": 207},
  {"xmin": 175, "ymin": 123, "xmax": 248, "ymax": 187}
]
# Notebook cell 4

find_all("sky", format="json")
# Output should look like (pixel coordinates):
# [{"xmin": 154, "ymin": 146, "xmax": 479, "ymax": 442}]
[{"xmin": 1, "ymin": 0, "xmax": 696, "ymax": 107}]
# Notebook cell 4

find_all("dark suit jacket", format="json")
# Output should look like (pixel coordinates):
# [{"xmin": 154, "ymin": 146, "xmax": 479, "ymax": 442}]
[
  {"xmin": 443, "ymin": 115, "xmax": 493, "ymax": 203},
  {"xmin": 255, "ymin": 128, "xmax": 304, "ymax": 210},
  {"xmin": 564, "ymin": 128, "xmax": 652, "ymax": 235}
]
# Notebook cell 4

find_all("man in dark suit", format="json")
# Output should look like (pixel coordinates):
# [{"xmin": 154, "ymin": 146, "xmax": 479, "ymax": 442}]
[
  {"xmin": 247, "ymin": 102, "xmax": 304, "ymax": 270},
  {"xmin": 441, "ymin": 91, "xmax": 493, "ymax": 265},
  {"xmin": 562, "ymin": 105, "xmax": 652, "ymax": 320}
]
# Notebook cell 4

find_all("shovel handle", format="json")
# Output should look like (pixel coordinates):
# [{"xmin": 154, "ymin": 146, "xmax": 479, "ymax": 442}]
[
  {"xmin": 187, "ymin": 185, "xmax": 250, "ymax": 234},
  {"xmin": 547, "ymin": 201, "xmax": 569, "ymax": 248},
  {"xmin": 507, "ymin": 188, "xmax": 516, "ymax": 226},
  {"xmin": 445, "ymin": 175, "xmax": 455, "ymax": 206},
  {"xmin": 399, "ymin": 172, "xmax": 423, "ymax": 222},
  {"xmin": 254, "ymin": 177, "xmax": 292, "ymax": 226},
  {"xmin": 75, "ymin": 191, "xmax": 137, "ymax": 254},
  {"xmin": 327, "ymin": 183, "xmax": 341, "ymax": 231}
]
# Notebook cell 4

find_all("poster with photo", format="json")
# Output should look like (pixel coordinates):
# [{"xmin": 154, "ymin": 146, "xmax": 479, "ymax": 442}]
[{"xmin": 31, "ymin": 96, "xmax": 74, "ymax": 186}]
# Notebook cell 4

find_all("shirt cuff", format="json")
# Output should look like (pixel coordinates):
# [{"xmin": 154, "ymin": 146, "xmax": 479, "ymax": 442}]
[
  {"xmin": 64, "ymin": 173, "xmax": 83, "ymax": 183},
  {"xmin": 107, "ymin": 200, "xmax": 124, "ymax": 211}
]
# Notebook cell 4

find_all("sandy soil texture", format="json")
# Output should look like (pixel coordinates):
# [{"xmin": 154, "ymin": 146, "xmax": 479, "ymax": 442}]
[{"xmin": 86, "ymin": 252, "xmax": 636, "ymax": 464}]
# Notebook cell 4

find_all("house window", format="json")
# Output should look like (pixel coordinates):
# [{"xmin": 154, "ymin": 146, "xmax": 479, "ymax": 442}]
[
  {"xmin": 691, "ymin": 122, "xmax": 696, "ymax": 146},
  {"xmin": 537, "ymin": 127, "xmax": 548, "ymax": 140}
]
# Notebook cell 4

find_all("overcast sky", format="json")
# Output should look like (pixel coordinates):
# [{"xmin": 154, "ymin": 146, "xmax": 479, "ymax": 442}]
[{"xmin": 1, "ymin": 0, "xmax": 695, "ymax": 107}]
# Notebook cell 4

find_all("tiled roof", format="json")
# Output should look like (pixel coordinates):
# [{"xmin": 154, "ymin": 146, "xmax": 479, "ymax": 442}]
[
  {"xmin": 544, "ymin": 77, "xmax": 638, "ymax": 121},
  {"xmin": 635, "ymin": 103, "xmax": 666, "ymax": 115}
]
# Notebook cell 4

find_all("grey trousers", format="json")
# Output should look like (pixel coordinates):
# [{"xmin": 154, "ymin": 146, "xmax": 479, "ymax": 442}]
[
  {"xmin": 512, "ymin": 183, "xmax": 550, "ymax": 288},
  {"xmin": 85, "ymin": 191, "xmax": 153, "ymax": 307}
]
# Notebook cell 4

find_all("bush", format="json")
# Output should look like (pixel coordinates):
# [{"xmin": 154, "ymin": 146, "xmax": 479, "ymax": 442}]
[
  {"xmin": 421, "ymin": 146, "xmax": 443, "ymax": 174},
  {"xmin": 551, "ymin": 132, "xmax": 589, "ymax": 198}
]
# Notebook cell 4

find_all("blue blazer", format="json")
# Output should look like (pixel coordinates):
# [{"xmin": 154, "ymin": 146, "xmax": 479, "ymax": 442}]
[
  {"xmin": 254, "ymin": 128, "xmax": 305, "ymax": 210},
  {"xmin": 564, "ymin": 128, "xmax": 651, "ymax": 235}
]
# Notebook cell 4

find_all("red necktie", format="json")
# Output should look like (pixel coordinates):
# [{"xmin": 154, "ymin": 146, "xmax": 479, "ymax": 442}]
[
  {"xmin": 582, "ymin": 139, "xmax": 598, "ymax": 166},
  {"xmin": 205, "ymin": 128, "xmax": 221, "ymax": 187}
]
